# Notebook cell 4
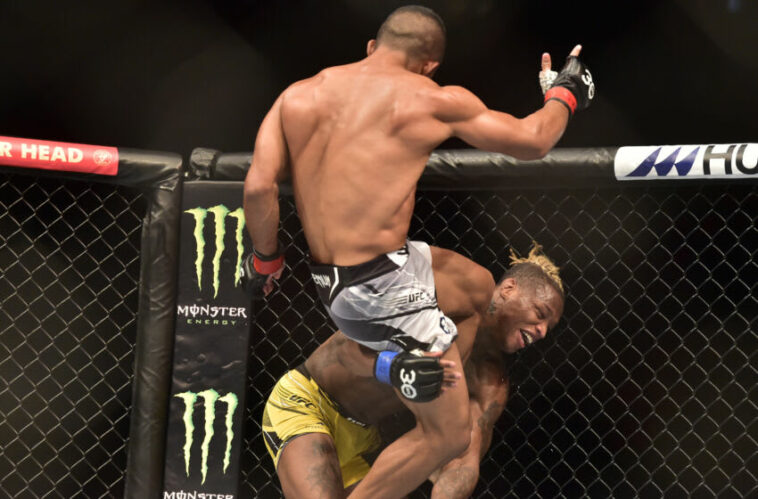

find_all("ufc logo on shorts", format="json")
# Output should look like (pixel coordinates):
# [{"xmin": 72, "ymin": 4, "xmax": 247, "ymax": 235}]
[{"xmin": 399, "ymin": 368, "xmax": 418, "ymax": 399}]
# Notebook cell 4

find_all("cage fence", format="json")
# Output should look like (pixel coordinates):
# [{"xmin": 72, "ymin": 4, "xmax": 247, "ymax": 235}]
[
  {"xmin": 0, "ymin": 173, "xmax": 145, "ymax": 498},
  {"xmin": 0, "ymin": 167, "xmax": 755, "ymax": 498},
  {"xmin": 241, "ymin": 184, "xmax": 756, "ymax": 498}
]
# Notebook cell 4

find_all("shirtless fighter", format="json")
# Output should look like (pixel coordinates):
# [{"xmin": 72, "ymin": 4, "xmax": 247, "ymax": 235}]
[
  {"xmin": 261, "ymin": 244, "xmax": 564, "ymax": 498},
  {"xmin": 243, "ymin": 4, "xmax": 592, "ymax": 497}
]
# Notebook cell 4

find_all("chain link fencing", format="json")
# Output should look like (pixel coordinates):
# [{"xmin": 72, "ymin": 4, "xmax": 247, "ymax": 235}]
[
  {"xmin": 1, "ymin": 165, "xmax": 755, "ymax": 498},
  {"xmin": 0, "ymin": 173, "xmax": 145, "ymax": 498},
  {"xmin": 241, "ymin": 183, "xmax": 757, "ymax": 498}
]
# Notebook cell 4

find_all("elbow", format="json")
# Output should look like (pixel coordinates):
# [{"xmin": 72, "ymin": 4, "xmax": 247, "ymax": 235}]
[
  {"xmin": 517, "ymin": 144, "xmax": 550, "ymax": 161},
  {"xmin": 496, "ymin": 146, "xmax": 545, "ymax": 161},
  {"xmin": 511, "ymin": 122, "xmax": 553, "ymax": 160},
  {"xmin": 529, "ymin": 134, "xmax": 553, "ymax": 159},
  {"xmin": 521, "ymin": 135, "xmax": 552, "ymax": 161},
  {"xmin": 243, "ymin": 175, "xmax": 278, "ymax": 206},
  {"xmin": 423, "ymin": 417, "xmax": 472, "ymax": 464},
  {"xmin": 447, "ymin": 429, "xmax": 472, "ymax": 461}
]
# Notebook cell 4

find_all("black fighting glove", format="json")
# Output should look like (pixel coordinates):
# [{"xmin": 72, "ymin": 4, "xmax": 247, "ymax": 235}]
[
  {"xmin": 240, "ymin": 245, "xmax": 285, "ymax": 299},
  {"xmin": 544, "ymin": 55, "xmax": 595, "ymax": 115},
  {"xmin": 374, "ymin": 350, "xmax": 444, "ymax": 402}
]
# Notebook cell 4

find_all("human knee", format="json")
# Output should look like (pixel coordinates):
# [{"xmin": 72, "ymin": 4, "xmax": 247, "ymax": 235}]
[
  {"xmin": 444, "ymin": 421, "xmax": 472, "ymax": 460},
  {"xmin": 430, "ymin": 427, "xmax": 471, "ymax": 464},
  {"xmin": 419, "ymin": 411, "xmax": 471, "ymax": 461}
]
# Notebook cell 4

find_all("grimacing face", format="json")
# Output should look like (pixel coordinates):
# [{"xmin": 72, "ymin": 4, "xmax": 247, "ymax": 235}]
[{"xmin": 493, "ymin": 278, "xmax": 564, "ymax": 353}]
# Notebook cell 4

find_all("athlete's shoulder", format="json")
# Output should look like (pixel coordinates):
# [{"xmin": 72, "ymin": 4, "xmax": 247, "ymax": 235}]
[
  {"xmin": 282, "ymin": 63, "xmax": 362, "ymax": 105},
  {"xmin": 406, "ymin": 77, "xmax": 448, "ymax": 103},
  {"xmin": 430, "ymin": 246, "xmax": 494, "ymax": 313},
  {"xmin": 279, "ymin": 69, "xmax": 337, "ymax": 119},
  {"xmin": 282, "ymin": 71, "xmax": 325, "ymax": 97},
  {"xmin": 424, "ymin": 84, "xmax": 486, "ymax": 123}
]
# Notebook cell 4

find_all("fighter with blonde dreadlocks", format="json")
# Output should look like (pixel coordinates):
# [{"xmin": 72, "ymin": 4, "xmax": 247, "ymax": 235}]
[{"xmin": 262, "ymin": 243, "xmax": 564, "ymax": 498}]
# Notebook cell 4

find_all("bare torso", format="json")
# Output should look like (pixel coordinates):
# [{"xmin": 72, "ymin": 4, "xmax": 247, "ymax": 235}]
[
  {"xmin": 245, "ymin": 46, "xmax": 572, "ymax": 265},
  {"xmin": 280, "ymin": 61, "xmax": 449, "ymax": 265}
]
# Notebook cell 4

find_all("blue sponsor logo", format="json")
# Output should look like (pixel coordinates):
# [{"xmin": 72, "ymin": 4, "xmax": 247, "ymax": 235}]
[
  {"xmin": 624, "ymin": 144, "xmax": 757, "ymax": 178},
  {"xmin": 626, "ymin": 146, "xmax": 699, "ymax": 177}
]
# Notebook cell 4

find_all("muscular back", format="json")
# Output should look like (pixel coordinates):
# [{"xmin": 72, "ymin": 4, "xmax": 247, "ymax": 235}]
[
  {"xmin": 280, "ymin": 62, "xmax": 449, "ymax": 265},
  {"xmin": 246, "ymin": 48, "xmax": 570, "ymax": 262}
]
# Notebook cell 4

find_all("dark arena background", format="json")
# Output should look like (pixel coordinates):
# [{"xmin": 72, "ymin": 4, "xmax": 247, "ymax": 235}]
[{"xmin": 1, "ymin": 1, "xmax": 756, "ymax": 498}]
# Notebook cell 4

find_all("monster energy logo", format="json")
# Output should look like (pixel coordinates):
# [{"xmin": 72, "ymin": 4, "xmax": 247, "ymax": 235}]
[
  {"xmin": 175, "ymin": 389, "xmax": 239, "ymax": 485},
  {"xmin": 184, "ymin": 205, "xmax": 245, "ymax": 298}
]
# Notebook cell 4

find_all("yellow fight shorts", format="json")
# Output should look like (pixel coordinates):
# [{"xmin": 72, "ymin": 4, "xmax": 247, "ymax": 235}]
[{"xmin": 261, "ymin": 364, "xmax": 382, "ymax": 488}]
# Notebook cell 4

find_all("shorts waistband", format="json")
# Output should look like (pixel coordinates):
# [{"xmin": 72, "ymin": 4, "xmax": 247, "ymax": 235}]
[
  {"xmin": 308, "ymin": 244, "xmax": 407, "ymax": 305},
  {"xmin": 294, "ymin": 362, "xmax": 313, "ymax": 379},
  {"xmin": 294, "ymin": 363, "xmax": 370, "ymax": 428}
]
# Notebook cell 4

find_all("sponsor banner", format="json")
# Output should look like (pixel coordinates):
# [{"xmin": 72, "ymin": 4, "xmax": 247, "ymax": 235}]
[
  {"xmin": 0, "ymin": 135, "xmax": 118, "ymax": 175},
  {"xmin": 164, "ymin": 181, "xmax": 252, "ymax": 498},
  {"xmin": 614, "ymin": 143, "xmax": 758, "ymax": 180},
  {"xmin": 164, "ymin": 491, "xmax": 234, "ymax": 499},
  {"xmin": 171, "ymin": 389, "xmax": 239, "ymax": 490}
]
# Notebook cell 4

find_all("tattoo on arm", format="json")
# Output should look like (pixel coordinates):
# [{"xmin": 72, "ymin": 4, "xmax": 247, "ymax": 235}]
[
  {"xmin": 432, "ymin": 466, "xmax": 478, "ymax": 499},
  {"xmin": 303, "ymin": 441, "xmax": 344, "ymax": 497}
]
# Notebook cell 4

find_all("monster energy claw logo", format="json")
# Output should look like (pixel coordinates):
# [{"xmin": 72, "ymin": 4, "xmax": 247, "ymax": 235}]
[
  {"xmin": 175, "ymin": 390, "xmax": 239, "ymax": 485},
  {"xmin": 185, "ymin": 205, "xmax": 245, "ymax": 298}
]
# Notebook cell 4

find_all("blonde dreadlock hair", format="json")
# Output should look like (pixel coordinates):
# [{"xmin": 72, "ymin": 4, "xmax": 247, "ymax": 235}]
[{"xmin": 504, "ymin": 242, "xmax": 564, "ymax": 296}]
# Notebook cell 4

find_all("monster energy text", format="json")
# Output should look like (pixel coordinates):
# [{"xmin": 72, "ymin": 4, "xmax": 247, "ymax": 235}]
[
  {"xmin": 174, "ymin": 389, "xmax": 239, "ymax": 485},
  {"xmin": 176, "ymin": 305, "xmax": 247, "ymax": 326},
  {"xmin": 164, "ymin": 491, "xmax": 233, "ymax": 499},
  {"xmin": 184, "ymin": 205, "xmax": 245, "ymax": 298}
]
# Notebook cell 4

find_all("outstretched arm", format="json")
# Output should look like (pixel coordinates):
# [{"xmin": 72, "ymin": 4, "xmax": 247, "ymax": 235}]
[
  {"xmin": 243, "ymin": 93, "xmax": 290, "ymax": 256},
  {"xmin": 434, "ymin": 45, "xmax": 588, "ymax": 160},
  {"xmin": 439, "ymin": 87, "xmax": 569, "ymax": 160},
  {"xmin": 430, "ymin": 363, "xmax": 509, "ymax": 499}
]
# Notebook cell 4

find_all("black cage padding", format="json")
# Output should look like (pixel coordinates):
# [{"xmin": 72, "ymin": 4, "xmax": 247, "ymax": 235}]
[
  {"xmin": 124, "ymin": 151, "xmax": 183, "ymax": 499},
  {"xmin": 190, "ymin": 146, "xmax": 758, "ymax": 190},
  {"xmin": 190, "ymin": 147, "xmax": 622, "ymax": 188}
]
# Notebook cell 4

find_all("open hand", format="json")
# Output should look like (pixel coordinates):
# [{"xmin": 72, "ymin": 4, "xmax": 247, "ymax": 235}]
[{"xmin": 539, "ymin": 44, "xmax": 582, "ymax": 95}]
